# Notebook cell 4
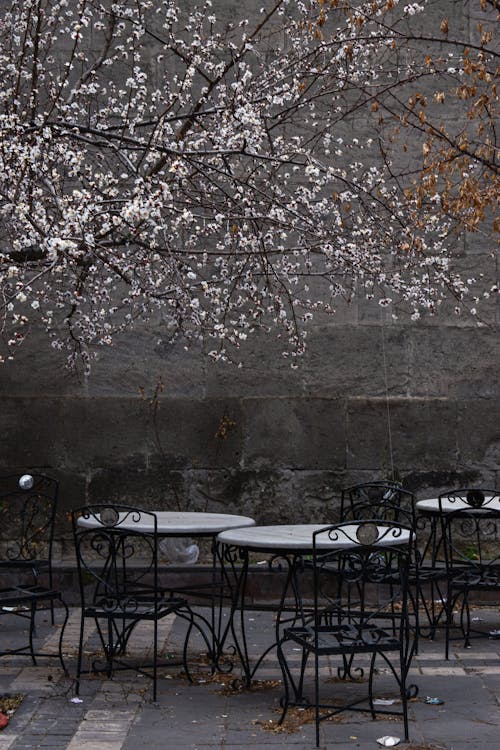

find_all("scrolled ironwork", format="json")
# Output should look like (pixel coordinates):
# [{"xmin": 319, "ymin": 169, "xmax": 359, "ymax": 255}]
[
  {"xmin": 438, "ymin": 488, "xmax": 500, "ymax": 657},
  {"xmin": 71, "ymin": 503, "xmax": 205, "ymax": 700},
  {"xmin": 340, "ymin": 483, "xmax": 416, "ymax": 528},
  {"xmin": 278, "ymin": 520, "xmax": 416, "ymax": 744},
  {"xmin": 0, "ymin": 473, "xmax": 67, "ymax": 669}
]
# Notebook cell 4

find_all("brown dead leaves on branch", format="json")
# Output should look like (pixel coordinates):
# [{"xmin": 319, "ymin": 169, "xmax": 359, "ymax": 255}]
[{"xmin": 403, "ymin": 14, "xmax": 499, "ymax": 240}]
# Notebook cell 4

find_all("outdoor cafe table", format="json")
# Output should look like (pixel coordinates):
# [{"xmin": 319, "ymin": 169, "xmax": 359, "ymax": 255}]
[
  {"xmin": 78, "ymin": 510, "xmax": 256, "ymax": 536},
  {"xmin": 415, "ymin": 495, "xmax": 500, "ymax": 634},
  {"xmin": 77, "ymin": 510, "xmax": 256, "ymax": 665},
  {"xmin": 415, "ymin": 495, "xmax": 500, "ymax": 564},
  {"xmin": 216, "ymin": 523, "xmax": 412, "ymax": 686},
  {"xmin": 416, "ymin": 495, "xmax": 500, "ymax": 516}
]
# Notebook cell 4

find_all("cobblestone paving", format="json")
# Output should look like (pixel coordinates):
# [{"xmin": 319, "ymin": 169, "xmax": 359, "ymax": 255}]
[{"xmin": 0, "ymin": 606, "xmax": 499, "ymax": 749}]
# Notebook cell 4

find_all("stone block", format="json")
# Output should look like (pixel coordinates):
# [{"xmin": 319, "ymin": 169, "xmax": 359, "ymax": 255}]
[
  {"xmin": 152, "ymin": 397, "xmax": 243, "ymax": 468},
  {"xmin": 87, "ymin": 455, "xmax": 163, "ymax": 509},
  {"xmin": 457, "ymin": 399, "xmax": 500, "ymax": 469},
  {"xmin": 190, "ymin": 467, "xmax": 294, "ymax": 523},
  {"xmin": 203, "ymin": 332, "xmax": 303, "ymax": 399},
  {"xmin": 346, "ymin": 397, "xmax": 458, "ymax": 472},
  {"xmin": 86, "ymin": 326, "xmax": 207, "ymax": 399},
  {"xmin": 53, "ymin": 471, "xmax": 87, "ymax": 540},
  {"xmin": 301, "ymin": 324, "xmax": 410, "ymax": 398},
  {"xmin": 59, "ymin": 397, "xmax": 150, "ymax": 469},
  {"xmin": 401, "ymin": 467, "xmax": 493, "ymax": 496},
  {"xmin": 0, "ymin": 337, "xmax": 82, "ymax": 397},
  {"xmin": 290, "ymin": 470, "xmax": 345, "ymax": 523},
  {"xmin": 241, "ymin": 397, "xmax": 346, "ymax": 470},
  {"xmin": 409, "ymin": 326, "xmax": 500, "ymax": 399},
  {"xmin": 0, "ymin": 397, "xmax": 68, "ymax": 469}
]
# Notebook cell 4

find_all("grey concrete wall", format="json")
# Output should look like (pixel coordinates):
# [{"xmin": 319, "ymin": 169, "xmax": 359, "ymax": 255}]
[
  {"xmin": 0, "ymin": 0, "xmax": 498, "ymax": 550},
  {"xmin": 1, "ymin": 302, "xmax": 499, "ymax": 550}
]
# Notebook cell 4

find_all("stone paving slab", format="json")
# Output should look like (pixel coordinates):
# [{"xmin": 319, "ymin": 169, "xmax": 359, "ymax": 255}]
[{"xmin": 0, "ymin": 607, "xmax": 499, "ymax": 748}]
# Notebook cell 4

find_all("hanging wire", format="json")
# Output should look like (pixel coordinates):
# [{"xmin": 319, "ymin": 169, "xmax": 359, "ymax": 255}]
[{"xmin": 380, "ymin": 323, "xmax": 395, "ymax": 482}]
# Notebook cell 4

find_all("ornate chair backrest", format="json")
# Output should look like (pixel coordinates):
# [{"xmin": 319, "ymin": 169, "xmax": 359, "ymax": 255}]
[
  {"xmin": 72, "ymin": 505, "xmax": 159, "ymax": 613},
  {"xmin": 0, "ymin": 473, "xmax": 58, "ymax": 565},
  {"xmin": 340, "ymin": 482, "xmax": 416, "ymax": 529},
  {"xmin": 438, "ymin": 489, "xmax": 500, "ymax": 572},
  {"xmin": 311, "ymin": 520, "xmax": 414, "ymax": 627}
]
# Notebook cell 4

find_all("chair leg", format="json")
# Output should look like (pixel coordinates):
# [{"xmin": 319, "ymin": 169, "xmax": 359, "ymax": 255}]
[
  {"xmin": 174, "ymin": 608, "xmax": 210, "ymax": 681},
  {"xmin": 277, "ymin": 637, "xmax": 310, "ymax": 714},
  {"xmin": 28, "ymin": 601, "xmax": 38, "ymax": 666},
  {"xmin": 153, "ymin": 619, "xmax": 158, "ymax": 702},
  {"xmin": 314, "ymin": 650, "xmax": 320, "ymax": 748},
  {"xmin": 367, "ymin": 652, "xmax": 377, "ymax": 719},
  {"xmin": 400, "ymin": 652, "xmax": 410, "ymax": 741},
  {"xmin": 444, "ymin": 587, "xmax": 453, "ymax": 660},
  {"xmin": 107, "ymin": 619, "xmax": 115, "ymax": 677},
  {"xmin": 276, "ymin": 640, "xmax": 291, "ymax": 726},
  {"xmin": 75, "ymin": 611, "xmax": 85, "ymax": 695},
  {"xmin": 182, "ymin": 612, "xmax": 195, "ymax": 683},
  {"xmin": 57, "ymin": 598, "xmax": 70, "ymax": 675},
  {"xmin": 409, "ymin": 586, "xmax": 420, "ymax": 655},
  {"xmin": 459, "ymin": 594, "xmax": 471, "ymax": 649}
]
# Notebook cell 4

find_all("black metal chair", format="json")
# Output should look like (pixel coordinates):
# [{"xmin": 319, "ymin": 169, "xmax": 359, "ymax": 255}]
[
  {"xmin": 438, "ymin": 488, "xmax": 500, "ymax": 658},
  {"xmin": 277, "ymin": 521, "xmax": 416, "ymax": 747},
  {"xmin": 0, "ymin": 473, "xmax": 68, "ymax": 669},
  {"xmin": 340, "ymin": 482, "xmax": 415, "ymax": 525},
  {"xmin": 340, "ymin": 482, "xmax": 421, "ymax": 635},
  {"xmin": 72, "ymin": 504, "xmax": 208, "ymax": 700}
]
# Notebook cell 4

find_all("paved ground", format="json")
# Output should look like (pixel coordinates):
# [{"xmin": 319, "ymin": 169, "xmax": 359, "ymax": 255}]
[{"xmin": 0, "ymin": 605, "xmax": 499, "ymax": 750}]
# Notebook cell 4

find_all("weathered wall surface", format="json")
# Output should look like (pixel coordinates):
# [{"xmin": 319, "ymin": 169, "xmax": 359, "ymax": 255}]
[
  {"xmin": 0, "ymin": 0, "xmax": 498, "ymax": 547},
  {"xmin": 1, "ymin": 303, "xmax": 499, "ymax": 546}
]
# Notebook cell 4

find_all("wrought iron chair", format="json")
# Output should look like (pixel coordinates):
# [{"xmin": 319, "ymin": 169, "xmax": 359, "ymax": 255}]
[
  {"xmin": 277, "ymin": 521, "xmax": 416, "ymax": 747},
  {"xmin": 340, "ymin": 482, "xmax": 415, "ymax": 525},
  {"xmin": 72, "ymin": 504, "xmax": 208, "ymax": 700},
  {"xmin": 438, "ymin": 488, "xmax": 500, "ymax": 658},
  {"xmin": 339, "ymin": 482, "xmax": 421, "ymax": 636},
  {"xmin": 0, "ymin": 473, "xmax": 68, "ymax": 669}
]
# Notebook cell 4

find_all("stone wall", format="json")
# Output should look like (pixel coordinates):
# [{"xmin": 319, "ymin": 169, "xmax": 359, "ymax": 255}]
[
  {"xmin": 1, "ymin": 303, "xmax": 499, "ymax": 549},
  {"xmin": 0, "ymin": 0, "xmax": 498, "ymax": 550}
]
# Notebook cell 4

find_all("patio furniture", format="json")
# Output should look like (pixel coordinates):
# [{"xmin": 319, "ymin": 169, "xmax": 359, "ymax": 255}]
[
  {"xmin": 414, "ymin": 491, "xmax": 500, "ymax": 642},
  {"xmin": 217, "ymin": 523, "xmax": 334, "ymax": 686},
  {"xmin": 340, "ymin": 482, "xmax": 421, "ymax": 640},
  {"xmin": 72, "ymin": 504, "xmax": 217, "ymax": 699},
  {"xmin": 77, "ymin": 508, "xmax": 255, "ymax": 671},
  {"xmin": 436, "ymin": 489, "xmax": 500, "ymax": 658},
  {"xmin": 0, "ymin": 473, "xmax": 68, "ymax": 669},
  {"xmin": 340, "ymin": 482, "xmax": 416, "ymax": 525},
  {"xmin": 216, "ymin": 522, "xmax": 415, "ymax": 688},
  {"xmin": 277, "ymin": 521, "xmax": 416, "ymax": 747}
]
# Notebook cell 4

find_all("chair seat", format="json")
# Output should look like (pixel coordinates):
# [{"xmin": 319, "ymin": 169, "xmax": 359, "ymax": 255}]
[
  {"xmin": 72, "ymin": 504, "xmax": 207, "ymax": 701},
  {"xmin": 285, "ymin": 623, "xmax": 401, "ymax": 654},
  {"xmin": 0, "ymin": 584, "xmax": 62, "ymax": 606},
  {"xmin": 450, "ymin": 569, "xmax": 500, "ymax": 588},
  {"xmin": 0, "ymin": 560, "xmax": 49, "ymax": 570},
  {"xmin": 84, "ymin": 594, "xmax": 188, "ymax": 620}
]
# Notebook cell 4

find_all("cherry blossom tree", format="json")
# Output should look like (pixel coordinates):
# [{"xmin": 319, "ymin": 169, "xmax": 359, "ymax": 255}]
[{"xmin": 0, "ymin": 0, "xmax": 497, "ymax": 370}]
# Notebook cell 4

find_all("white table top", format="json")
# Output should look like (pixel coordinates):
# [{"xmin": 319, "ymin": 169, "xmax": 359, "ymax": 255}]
[
  {"xmin": 217, "ymin": 523, "xmax": 411, "ymax": 553},
  {"xmin": 78, "ymin": 510, "xmax": 256, "ymax": 536},
  {"xmin": 416, "ymin": 496, "xmax": 500, "ymax": 514}
]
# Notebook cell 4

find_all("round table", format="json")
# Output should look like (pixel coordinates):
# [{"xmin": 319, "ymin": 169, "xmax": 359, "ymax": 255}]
[
  {"xmin": 217, "ymin": 522, "xmax": 411, "ymax": 553},
  {"xmin": 416, "ymin": 496, "xmax": 500, "ymax": 515},
  {"xmin": 77, "ymin": 510, "xmax": 256, "ymax": 668},
  {"xmin": 217, "ymin": 523, "xmax": 412, "ymax": 685},
  {"xmin": 415, "ymin": 495, "xmax": 500, "ymax": 638},
  {"xmin": 78, "ymin": 510, "xmax": 256, "ymax": 536}
]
